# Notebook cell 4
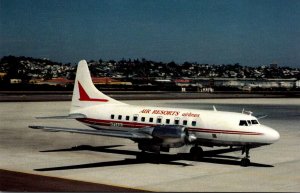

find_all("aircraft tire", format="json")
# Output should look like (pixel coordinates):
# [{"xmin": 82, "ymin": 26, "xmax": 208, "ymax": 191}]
[
  {"xmin": 190, "ymin": 146, "xmax": 203, "ymax": 161},
  {"xmin": 136, "ymin": 152, "xmax": 147, "ymax": 161},
  {"xmin": 240, "ymin": 158, "xmax": 250, "ymax": 167}
]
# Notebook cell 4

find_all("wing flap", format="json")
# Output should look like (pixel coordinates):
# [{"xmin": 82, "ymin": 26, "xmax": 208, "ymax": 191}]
[{"xmin": 29, "ymin": 125, "xmax": 152, "ymax": 139}]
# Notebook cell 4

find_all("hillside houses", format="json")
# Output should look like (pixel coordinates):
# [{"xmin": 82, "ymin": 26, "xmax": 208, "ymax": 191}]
[{"xmin": 0, "ymin": 56, "xmax": 299, "ymax": 91}]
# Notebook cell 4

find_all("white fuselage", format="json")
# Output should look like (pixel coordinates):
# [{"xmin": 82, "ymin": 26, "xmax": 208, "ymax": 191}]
[{"xmin": 74, "ymin": 103, "xmax": 280, "ymax": 147}]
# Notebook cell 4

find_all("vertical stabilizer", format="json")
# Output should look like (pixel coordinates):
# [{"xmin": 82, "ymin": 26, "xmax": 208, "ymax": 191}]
[{"xmin": 70, "ymin": 60, "xmax": 124, "ymax": 113}]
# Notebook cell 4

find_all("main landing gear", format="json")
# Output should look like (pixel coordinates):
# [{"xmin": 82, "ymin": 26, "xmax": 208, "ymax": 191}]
[
  {"xmin": 136, "ymin": 150, "xmax": 161, "ymax": 164},
  {"xmin": 136, "ymin": 150, "xmax": 146, "ymax": 161},
  {"xmin": 190, "ymin": 145, "xmax": 203, "ymax": 161},
  {"xmin": 241, "ymin": 146, "xmax": 251, "ymax": 167}
]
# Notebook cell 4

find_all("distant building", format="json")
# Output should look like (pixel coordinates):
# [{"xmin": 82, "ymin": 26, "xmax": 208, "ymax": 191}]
[
  {"xmin": 175, "ymin": 79, "xmax": 191, "ymax": 87},
  {"xmin": 31, "ymin": 77, "xmax": 132, "ymax": 86},
  {"xmin": 92, "ymin": 77, "xmax": 132, "ymax": 85},
  {"xmin": 0, "ymin": 72, "xmax": 7, "ymax": 79},
  {"xmin": 37, "ymin": 78, "xmax": 74, "ymax": 86},
  {"xmin": 155, "ymin": 79, "xmax": 172, "ymax": 83},
  {"xmin": 10, "ymin": 79, "xmax": 22, "ymax": 84},
  {"xmin": 29, "ymin": 78, "xmax": 44, "ymax": 84},
  {"xmin": 202, "ymin": 78, "xmax": 296, "ymax": 89}
]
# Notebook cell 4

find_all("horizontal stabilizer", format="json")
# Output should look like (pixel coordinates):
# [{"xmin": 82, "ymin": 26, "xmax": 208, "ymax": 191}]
[
  {"xmin": 29, "ymin": 125, "xmax": 152, "ymax": 140},
  {"xmin": 36, "ymin": 113, "xmax": 86, "ymax": 119}
]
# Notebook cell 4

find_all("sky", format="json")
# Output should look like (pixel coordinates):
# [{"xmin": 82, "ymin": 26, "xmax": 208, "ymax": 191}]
[{"xmin": 0, "ymin": 0, "xmax": 300, "ymax": 66}]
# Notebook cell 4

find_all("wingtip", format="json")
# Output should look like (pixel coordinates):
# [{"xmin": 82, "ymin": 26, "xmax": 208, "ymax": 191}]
[{"xmin": 29, "ymin": 125, "xmax": 44, "ymax": 129}]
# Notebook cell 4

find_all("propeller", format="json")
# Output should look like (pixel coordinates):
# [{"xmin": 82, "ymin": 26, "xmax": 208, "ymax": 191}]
[
  {"xmin": 184, "ymin": 129, "xmax": 197, "ymax": 144},
  {"xmin": 257, "ymin": 115, "xmax": 268, "ymax": 119}
]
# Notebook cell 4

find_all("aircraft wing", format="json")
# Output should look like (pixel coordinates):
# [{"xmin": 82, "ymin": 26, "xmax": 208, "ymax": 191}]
[
  {"xmin": 36, "ymin": 113, "xmax": 87, "ymax": 119},
  {"xmin": 29, "ymin": 125, "xmax": 152, "ymax": 140}
]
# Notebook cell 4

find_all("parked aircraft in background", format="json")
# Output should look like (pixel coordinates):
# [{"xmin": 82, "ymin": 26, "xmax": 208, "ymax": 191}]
[{"xmin": 30, "ymin": 60, "xmax": 280, "ymax": 167}]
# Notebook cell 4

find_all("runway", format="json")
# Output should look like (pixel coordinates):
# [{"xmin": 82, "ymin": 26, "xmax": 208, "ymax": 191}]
[
  {"xmin": 0, "ymin": 98, "xmax": 300, "ymax": 191},
  {"xmin": 0, "ymin": 169, "xmax": 147, "ymax": 192}
]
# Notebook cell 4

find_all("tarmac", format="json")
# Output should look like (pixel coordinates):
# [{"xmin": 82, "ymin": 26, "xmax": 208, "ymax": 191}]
[{"xmin": 0, "ymin": 98, "xmax": 300, "ymax": 192}]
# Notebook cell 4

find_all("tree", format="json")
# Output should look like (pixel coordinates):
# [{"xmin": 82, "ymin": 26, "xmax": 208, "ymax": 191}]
[{"xmin": 44, "ymin": 69, "xmax": 53, "ymax": 80}]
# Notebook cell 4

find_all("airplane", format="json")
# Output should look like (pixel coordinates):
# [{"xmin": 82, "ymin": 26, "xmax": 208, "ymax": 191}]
[{"xmin": 29, "ymin": 60, "xmax": 280, "ymax": 167}]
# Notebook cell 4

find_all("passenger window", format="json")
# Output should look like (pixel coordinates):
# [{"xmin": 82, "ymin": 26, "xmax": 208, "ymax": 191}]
[
  {"xmin": 133, "ymin": 115, "xmax": 138, "ymax": 121},
  {"xmin": 166, "ymin": 119, "xmax": 170, "ymax": 124},
  {"xmin": 126, "ymin": 116, "xmax": 130, "ymax": 121},
  {"xmin": 149, "ymin": 117, "xmax": 153, "ymax": 122},
  {"xmin": 251, "ymin": 120, "xmax": 259, "ymax": 124},
  {"xmin": 174, "ymin": 120, "xmax": 179, "ymax": 125},
  {"xmin": 157, "ymin": 118, "xmax": 162, "ymax": 124},
  {"xmin": 192, "ymin": 121, "xmax": 197, "ymax": 126},
  {"xmin": 239, "ymin": 120, "xmax": 248, "ymax": 126},
  {"xmin": 111, "ymin": 114, "xmax": 115, "ymax": 119},
  {"xmin": 118, "ymin": 115, "xmax": 122, "ymax": 120},
  {"xmin": 183, "ymin": 120, "xmax": 188, "ymax": 126},
  {"xmin": 141, "ymin": 117, "xmax": 145, "ymax": 122}
]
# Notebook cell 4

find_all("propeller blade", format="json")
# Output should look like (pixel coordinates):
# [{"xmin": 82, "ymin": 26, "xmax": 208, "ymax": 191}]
[{"xmin": 257, "ymin": 115, "xmax": 268, "ymax": 119}]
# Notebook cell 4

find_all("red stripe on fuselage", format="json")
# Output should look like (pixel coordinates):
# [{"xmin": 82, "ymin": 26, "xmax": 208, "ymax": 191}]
[
  {"xmin": 78, "ymin": 118, "xmax": 154, "ymax": 128},
  {"xmin": 188, "ymin": 128, "xmax": 262, "ymax": 135},
  {"xmin": 77, "ymin": 118, "xmax": 263, "ymax": 136},
  {"xmin": 78, "ymin": 81, "xmax": 108, "ymax": 102}
]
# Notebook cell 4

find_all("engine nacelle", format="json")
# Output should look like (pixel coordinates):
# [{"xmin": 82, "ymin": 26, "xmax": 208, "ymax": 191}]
[
  {"xmin": 152, "ymin": 125, "xmax": 187, "ymax": 148},
  {"xmin": 138, "ymin": 125, "xmax": 196, "ymax": 152}
]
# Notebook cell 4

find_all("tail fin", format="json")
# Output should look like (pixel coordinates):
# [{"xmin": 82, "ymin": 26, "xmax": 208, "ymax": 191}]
[{"xmin": 70, "ymin": 60, "xmax": 124, "ymax": 113}]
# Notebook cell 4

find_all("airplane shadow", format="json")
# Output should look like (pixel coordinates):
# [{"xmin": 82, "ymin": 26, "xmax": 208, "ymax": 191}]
[{"xmin": 35, "ymin": 145, "xmax": 273, "ymax": 171}]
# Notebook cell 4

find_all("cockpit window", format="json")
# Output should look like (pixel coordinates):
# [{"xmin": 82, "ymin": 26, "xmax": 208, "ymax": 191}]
[
  {"xmin": 239, "ymin": 120, "xmax": 248, "ymax": 126},
  {"xmin": 240, "ymin": 119, "xmax": 259, "ymax": 126}
]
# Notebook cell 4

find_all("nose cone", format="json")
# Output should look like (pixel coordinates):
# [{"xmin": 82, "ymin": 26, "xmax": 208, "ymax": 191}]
[{"xmin": 262, "ymin": 125, "xmax": 280, "ymax": 144}]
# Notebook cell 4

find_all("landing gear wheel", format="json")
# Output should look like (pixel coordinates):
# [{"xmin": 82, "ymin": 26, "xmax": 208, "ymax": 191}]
[
  {"xmin": 136, "ymin": 151, "xmax": 146, "ymax": 161},
  {"xmin": 155, "ymin": 152, "xmax": 161, "ymax": 164},
  {"xmin": 241, "ymin": 146, "xmax": 251, "ymax": 167},
  {"xmin": 190, "ymin": 146, "xmax": 203, "ymax": 161},
  {"xmin": 241, "ymin": 158, "xmax": 250, "ymax": 167}
]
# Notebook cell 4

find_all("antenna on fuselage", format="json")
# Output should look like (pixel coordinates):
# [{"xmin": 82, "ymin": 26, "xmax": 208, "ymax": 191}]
[
  {"xmin": 242, "ymin": 108, "xmax": 253, "ymax": 116},
  {"xmin": 213, "ymin": 105, "xmax": 217, "ymax": 111}
]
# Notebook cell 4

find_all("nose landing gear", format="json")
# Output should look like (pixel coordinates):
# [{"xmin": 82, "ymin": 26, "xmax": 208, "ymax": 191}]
[{"xmin": 241, "ymin": 146, "xmax": 251, "ymax": 167}]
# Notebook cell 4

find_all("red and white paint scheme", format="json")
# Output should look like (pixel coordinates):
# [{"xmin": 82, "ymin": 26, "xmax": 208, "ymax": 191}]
[{"xmin": 30, "ymin": 60, "xmax": 280, "ymax": 166}]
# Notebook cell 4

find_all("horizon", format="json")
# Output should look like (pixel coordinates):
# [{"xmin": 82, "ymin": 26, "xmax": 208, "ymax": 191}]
[
  {"xmin": 1, "ymin": 0, "xmax": 300, "ymax": 67},
  {"xmin": 2, "ymin": 55, "xmax": 300, "ymax": 69}
]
